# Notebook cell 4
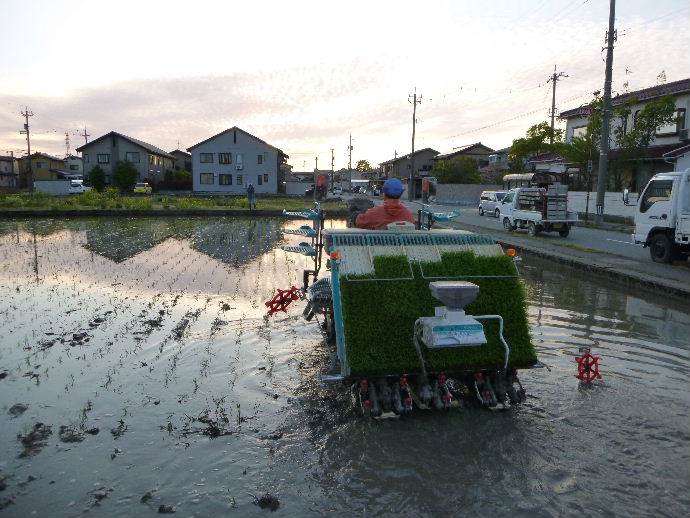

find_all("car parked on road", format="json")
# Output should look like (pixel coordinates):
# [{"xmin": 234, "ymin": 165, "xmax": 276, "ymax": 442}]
[
  {"xmin": 133, "ymin": 182, "xmax": 152, "ymax": 195},
  {"xmin": 478, "ymin": 191, "xmax": 507, "ymax": 217}
]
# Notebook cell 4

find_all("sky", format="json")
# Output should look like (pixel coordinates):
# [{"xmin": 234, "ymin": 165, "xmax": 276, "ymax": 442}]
[{"xmin": 1, "ymin": 0, "xmax": 689, "ymax": 170}]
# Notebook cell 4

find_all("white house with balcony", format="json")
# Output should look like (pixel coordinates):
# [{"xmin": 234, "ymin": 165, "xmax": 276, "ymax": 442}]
[
  {"xmin": 560, "ymin": 77, "xmax": 689, "ymax": 190},
  {"xmin": 188, "ymin": 127, "xmax": 287, "ymax": 194}
]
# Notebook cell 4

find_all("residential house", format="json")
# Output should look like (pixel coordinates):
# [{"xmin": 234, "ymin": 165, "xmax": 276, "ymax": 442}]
[
  {"xmin": 0, "ymin": 155, "xmax": 19, "ymax": 188},
  {"xmin": 284, "ymin": 171, "xmax": 314, "ymax": 196},
  {"xmin": 170, "ymin": 149, "xmax": 192, "ymax": 172},
  {"xmin": 432, "ymin": 142, "xmax": 495, "ymax": 168},
  {"xmin": 379, "ymin": 148, "xmax": 439, "ymax": 179},
  {"xmin": 560, "ymin": 77, "xmax": 689, "ymax": 190},
  {"xmin": 76, "ymin": 131, "xmax": 174, "ymax": 186},
  {"xmin": 18, "ymin": 152, "xmax": 66, "ymax": 187},
  {"xmin": 64, "ymin": 155, "xmax": 83, "ymax": 176},
  {"xmin": 187, "ymin": 126, "xmax": 288, "ymax": 194}
]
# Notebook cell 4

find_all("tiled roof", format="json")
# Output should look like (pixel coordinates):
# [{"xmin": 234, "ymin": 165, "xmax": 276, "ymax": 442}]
[
  {"xmin": 560, "ymin": 77, "xmax": 690, "ymax": 119},
  {"xmin": 434, "ymin": 142, "xmax": 495, "ymax": 160},
  {"xmin": 187, "ymin": 126, "xmax": 286, "ymax": 157},
  {"xmin": 75, "ymin": 131, "xmax": 174, "ymax": 158},
  {"xmin": 379, "ymin": 148, "xmax": 439, "ymax": 165}
]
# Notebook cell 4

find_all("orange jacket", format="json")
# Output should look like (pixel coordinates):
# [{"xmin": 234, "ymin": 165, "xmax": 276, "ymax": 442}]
[{"xmin": 355, "ymin": 199, "xmax": 416, "ymax": 230}]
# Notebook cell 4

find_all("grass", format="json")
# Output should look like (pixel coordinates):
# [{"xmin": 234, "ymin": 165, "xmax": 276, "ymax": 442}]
[
  {"xmin": 0, "ymin": 190, "xmax": 346, "ymax": 212},
  {"xmin": 339, "ymin": 251, "xmax": 536, "ymax": 376}
]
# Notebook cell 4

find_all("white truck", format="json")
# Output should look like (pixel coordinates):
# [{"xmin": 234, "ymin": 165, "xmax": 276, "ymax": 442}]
[
  {"xmin": 498, "ymin": 185, "xmax": 578, "ymax": 237},
  {"xmin": 627, "ymin": 168, "xmax": 690, "ymax": 263}
]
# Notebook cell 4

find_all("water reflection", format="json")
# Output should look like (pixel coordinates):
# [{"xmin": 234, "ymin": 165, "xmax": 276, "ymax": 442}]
[{"xmin": 0, "ymin": 219, "xmax": 688, "ymax": 518}]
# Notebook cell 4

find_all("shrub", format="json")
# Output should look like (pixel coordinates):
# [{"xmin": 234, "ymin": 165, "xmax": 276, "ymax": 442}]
[
  {"xmin": 88, "ymin": 165, "xmax": 106, "ymax": 192},
  {"xmin": 113, "ymin": 161, "xmax": 138, "ymax": 193}
]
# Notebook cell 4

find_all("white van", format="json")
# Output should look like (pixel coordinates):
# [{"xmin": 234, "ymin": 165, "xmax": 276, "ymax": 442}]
[{"xmin": 478, "ymin": 191, "xmax": 507, "ymax": 217}]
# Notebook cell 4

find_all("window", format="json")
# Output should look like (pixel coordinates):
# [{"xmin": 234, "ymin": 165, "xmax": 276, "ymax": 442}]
[
  {"xmin": 97, "ymin": 154, "xmax": 110, "ymax": 164},
  {"xmin": 219, "ymin": 153, "xmax": 232, "ymax": 164},
  {"xmin": 236, "ymin": 174, "xmax": 243, "ymax": 186},
  {"xmin": 69, "ymin": 164, "xmax": 79, "ymax": 171},
  {"xmin": 149, "ymin": 155, "xmax": 155, "ymax": 164},
  {"xmin": 36, "ymin": 161, "xmax": 45, "ymax": 169},
  {"xmin": 495, "ymin": 192, "xmax": 507, "ymax": 201},
  {"xmin": 236, "ymin": 153, "xmax": 243, "ymax": 167},
  {"xmin": 200, "ymin": 173, "xmax": 214, "ymax": 185},
  {"xmin": 640, "ymin": 179, "xmax": 673, "ymax": 213},
  {"xmin": 572, "ymin": 126, "xmax": 587, "ymax": 139},
  {"xmin": 263, "ymin": 173, "xmax": 269, "ymax": 183},
  {"xmin": 125, "ymin": 151, "xmax": 140, "ymax": 163},
  {"xmin": 257, "ymin": 154, "xmax": 263, "ymax": 164},
  {"xmin": 257, "ymin": 175, "xmax": 262, "ymax": 186},
  {"xmin": 83, "ymin": 153, "xmax": 90, "ymax": 163},
  {"xmin": 502, "ymin": 192, "xmax": 515, "ymax": 204},
  {"xmin": 656, "ymin": 109, "xmax": 686, "ymax": 136},
  {"xmin": 200, "ymin": 153, "xmax": 214, "ymax": 163},
  {"xmin": 219, "ymin": 174, "xmax": 232, "ymax": 185}
]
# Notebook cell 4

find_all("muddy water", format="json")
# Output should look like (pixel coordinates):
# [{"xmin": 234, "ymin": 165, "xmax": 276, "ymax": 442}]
[{"xmin": 0, "ymin": 218, "xmax": 688, "ymax": 517}]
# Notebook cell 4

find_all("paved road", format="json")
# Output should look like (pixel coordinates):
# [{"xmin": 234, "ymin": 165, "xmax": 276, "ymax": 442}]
[{"xmin": 408, "ymin": 199, "xmax": 651, "ymax": 263}]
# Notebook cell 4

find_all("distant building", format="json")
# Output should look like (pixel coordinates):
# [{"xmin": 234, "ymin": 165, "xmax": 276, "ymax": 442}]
[
  {"xmin": 432, "ymin": 142, "xmax": 495, "ymax": 168},
  {"xmin": 0, "ymin": 155, "xmax": 19, "ymax": 188},
  {"xmin": 560, "ymin": 77, "xmax": 689, "ymax": 189},
  {"xmin": 379, "ymin": 148, "xmax": 439, "ymax": 179},
  {"xmin": 18, "ymin": 152, "xmax": 66, "ymax": 187},
  {"xmin": 76, "ymin": 131, "xmax": 174, "ymax": 186},
  {"xmin": 187, "ymin": 126, "xmax": 288, "ymax": 194},
  {"xmin": 170, "ymin": 149, "xmax": 192, "ymax": 172},
  {"xmin": 64, "ymin": 155, "xmax": 83, "ymax": 175}
]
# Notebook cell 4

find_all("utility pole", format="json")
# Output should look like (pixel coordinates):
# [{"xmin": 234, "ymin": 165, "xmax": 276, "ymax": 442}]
[
  {"xmin": 595, "ymin": 0, "xmax": 616, "ymax": 223},
  {"xmin": 65, "ymin": 132, "xmax": 71, "ymax": 157},
  {"xmin": 330, "ymin": 148, "xmax": 335, "ymax": 192},
  {"xmin": 20, "ymin": 107, "xmax": 34, "ymax": 193},
  {"xmin": 348, "ymin": 134, "xmax": 353, "ymax": 190},
  {"xmin": 408, "ymin": 88, "xmax": 422, "ymax": 201},
  {"xmin": 315, "ymin": 156, "xmax": 318, "ymax": 171},
  {"xmin": 80, "ymin": 126, "xmax": 90, "ymax": 145},
  {"xmin": 546, "ymin": 65, "xmax": 568, "ymax": 144}
]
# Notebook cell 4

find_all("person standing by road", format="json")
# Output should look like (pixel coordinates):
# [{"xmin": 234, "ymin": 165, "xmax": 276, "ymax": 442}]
[{"xmin": 247, "ymin": 183, "xmax": 256, "ymax": 210}]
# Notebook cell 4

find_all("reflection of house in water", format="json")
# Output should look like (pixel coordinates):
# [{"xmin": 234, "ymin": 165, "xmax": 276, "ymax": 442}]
[
  {"xmin": 625, "ymin": 296, "xmax": 690, "ymax": 348},
  {"xmin": 188, "ymin": 219, "xmax": 283, "ymax": 266},
  {"xmin": 84, "ymin": 219, "xmax": 178, "ymax": 263},
  {"xmin": 83, "ymin": 218, "xmax": 284, "ymax": 265}
]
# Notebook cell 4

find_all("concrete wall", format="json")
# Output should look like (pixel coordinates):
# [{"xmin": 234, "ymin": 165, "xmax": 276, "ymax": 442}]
[
  {"xmin": 191, "ymin": 129, "xmax": 279, "ymax": 194},
  {"xmin": 285, "ymin": 181, "xmax": 311, "ymax": 196},
  {"xmin": 435, "ymin": 184, "xmax": 503, "ymax": 205},
  {"xmin": 568, "ymin": 191, "xmax": 639, "ymax": 219}
]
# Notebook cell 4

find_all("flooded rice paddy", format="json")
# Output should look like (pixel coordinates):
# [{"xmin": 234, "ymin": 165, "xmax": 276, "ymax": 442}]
[{"xmin": 0, "ymin": 217, "xmax": 688, "ymax": 517}]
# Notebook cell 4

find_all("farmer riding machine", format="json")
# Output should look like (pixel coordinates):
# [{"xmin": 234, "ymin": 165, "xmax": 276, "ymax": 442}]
[{"xmin": 270, "ymin": 200, "xmax": 538, "ymax": 416}]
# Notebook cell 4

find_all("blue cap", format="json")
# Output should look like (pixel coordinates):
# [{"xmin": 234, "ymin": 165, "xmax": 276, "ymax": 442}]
[{"xmin": 382, "ymin": 178, "xmax": 404, "ymax": 198}]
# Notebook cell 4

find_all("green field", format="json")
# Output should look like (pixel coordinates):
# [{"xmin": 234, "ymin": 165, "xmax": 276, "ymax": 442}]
[
  {"xmin": 339, "ymin": 251, "xmax": 536, "ymax": 376},
  {"xmin": 0, "ymin": 190, "xmax": 345, "ymax": 212}
]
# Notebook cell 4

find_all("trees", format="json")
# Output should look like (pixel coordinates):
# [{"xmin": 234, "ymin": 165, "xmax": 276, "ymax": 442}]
[
  {"xmin": 432, "ymin": 156, "xmax": 481, "ymax": 184},
  {"xmin": 355, "ymin": 160, "xmax": 373, "ymax": 172},
  {"xmin": 88, "ymin": 165, "xmax": 106, "ymax": 192},
  {"xmin": 509, "ymin": 122, "xmax": 564, "ymax": 170},
  {"xmin": 113, "ymin": 161, "xmax": 138, "ymax": 193},
  {"xmin": 610, "ymin": 95, "xmax": 677, "ymax": 190}
]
